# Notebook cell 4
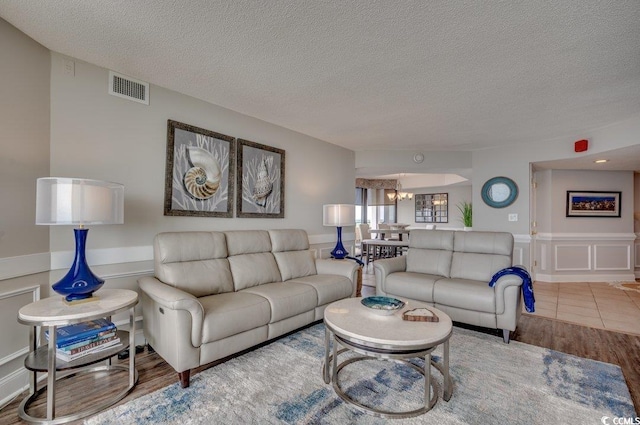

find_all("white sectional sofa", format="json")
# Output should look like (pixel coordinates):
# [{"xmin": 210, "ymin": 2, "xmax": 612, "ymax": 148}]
[
  {"xmin": 138, "ymin": 229, "xmax": 358, "ymax": 387},
  {"xmin": 374, "ymin": 229, "xmax": 526, "ymax": 343}
]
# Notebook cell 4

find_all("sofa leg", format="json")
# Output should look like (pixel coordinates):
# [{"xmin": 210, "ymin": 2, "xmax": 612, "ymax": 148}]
[
  {"xmin": 502, "ymin": 329, "xmax": 511, "ymax": 344},
  {"xmin": 179, "ymin": 370, "xmax": 191, "ymax": 388}
]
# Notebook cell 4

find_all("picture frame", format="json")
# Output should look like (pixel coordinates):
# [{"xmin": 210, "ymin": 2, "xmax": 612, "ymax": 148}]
[
  {"xmin": 236, "ymin": 139, "xmax": 285, "ymax": 218},
  {"xmin": 415, "ymin": 193, "xmax": 448, "ymax": 223},
  {"xmin": 566, "ymin": 191, "xmax": 621, "ymax": 217},
  {"xmin": 164, "ymin": 120, "xmax": 235, "ymax": 217}
]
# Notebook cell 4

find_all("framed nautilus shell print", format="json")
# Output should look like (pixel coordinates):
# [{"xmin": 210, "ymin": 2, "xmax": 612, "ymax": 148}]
[
  {"xmin": 236, "ymin": 139, "xmax": 285, "ymax": 218},
  {"xmin": 164, "ymin": 120, "xmax": 235, "ymax": 217}
]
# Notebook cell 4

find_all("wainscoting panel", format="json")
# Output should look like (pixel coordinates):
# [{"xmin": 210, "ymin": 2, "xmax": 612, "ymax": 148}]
[
  {"xmin": 536, "ymin": 233, "xmax": 637, "ymax": 282},
  {"xmin": 0, "ymin": 286, "xmax": 40, "ymax": 365},
  {"xmin": 594, "ymin": 245, "xmax": 631, "ymax": 271},
  {"xmin": 555, "ymin": 245, "xmax": 591, "ymax": 271},
  {"xmin": 0, "ymin": 284, "xmax": 40, "ymax": 408}
]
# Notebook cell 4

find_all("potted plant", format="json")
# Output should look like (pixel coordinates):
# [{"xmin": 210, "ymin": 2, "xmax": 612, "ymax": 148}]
[{"xmin": 457, "ymin": 201, "xmax": 472, "ymax": 230}]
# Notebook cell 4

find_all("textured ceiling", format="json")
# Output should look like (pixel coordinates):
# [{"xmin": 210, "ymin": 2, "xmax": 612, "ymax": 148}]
[{"xmin": 1, "ymin": 1, "xmax": 640, "ymax": 154}]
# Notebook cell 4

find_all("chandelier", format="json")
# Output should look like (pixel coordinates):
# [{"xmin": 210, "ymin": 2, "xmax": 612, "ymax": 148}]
[{"xmin": 387, "ymin": 175, "xmax": 413, "ymax": 202}]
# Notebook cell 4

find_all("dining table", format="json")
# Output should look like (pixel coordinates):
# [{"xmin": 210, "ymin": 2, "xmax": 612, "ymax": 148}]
[
  {"xmin": 368, "ymin": 228, "xmax": 411, "ymax": 241},
  {"xmin": 361, "ymin": 239, "xmax": 409, "ymax": 265}
]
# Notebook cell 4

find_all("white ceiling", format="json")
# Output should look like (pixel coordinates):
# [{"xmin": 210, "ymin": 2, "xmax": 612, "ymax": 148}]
[{"xmin": 2, "ymin": 1, "xmax": 640, "ymax": 163}]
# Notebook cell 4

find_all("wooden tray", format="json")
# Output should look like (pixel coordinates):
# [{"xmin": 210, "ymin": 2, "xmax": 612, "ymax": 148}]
[{"xmin": 402, "ymin": 307, "xmax": 439, "ymax": 322}]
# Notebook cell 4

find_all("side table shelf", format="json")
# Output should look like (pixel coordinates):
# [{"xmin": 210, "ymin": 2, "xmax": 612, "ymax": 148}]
[
  {"xmin": 24, "ymin": 330, "xmax": 131, "ymax": 371},
  {"xmin": 17, "ymin": 289, "xmax": 139, "ymax": 425}
]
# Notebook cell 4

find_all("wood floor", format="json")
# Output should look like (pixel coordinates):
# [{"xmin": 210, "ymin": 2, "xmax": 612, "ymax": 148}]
[{"xmin": 1, "ymin": 315, "xmax": 638, "ymax": 424}]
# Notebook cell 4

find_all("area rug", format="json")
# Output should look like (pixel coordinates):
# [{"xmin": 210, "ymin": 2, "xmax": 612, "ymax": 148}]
[
  {"xmin": 85, "ymin": 324, "xmax": 636, "ymax": 425},
  {"xmin": 609, "ymin": 281, "xmax": 640, "ymax": 294}
]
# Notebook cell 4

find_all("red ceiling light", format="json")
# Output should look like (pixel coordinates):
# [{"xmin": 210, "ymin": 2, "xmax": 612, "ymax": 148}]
[{"xmin": 574, "ymin": 139, "xmax": 588, "ymax": 152}]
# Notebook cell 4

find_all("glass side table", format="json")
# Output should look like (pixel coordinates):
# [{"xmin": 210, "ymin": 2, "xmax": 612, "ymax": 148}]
[{"xmin": 17, "ymin": 288, "xmax": 139, "ymax": 424}]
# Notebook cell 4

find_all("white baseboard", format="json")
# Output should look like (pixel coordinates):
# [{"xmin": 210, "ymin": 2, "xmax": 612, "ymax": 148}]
[{"xmin": 535, "ymin": 273, "xmax": 636, "ymax": 283}]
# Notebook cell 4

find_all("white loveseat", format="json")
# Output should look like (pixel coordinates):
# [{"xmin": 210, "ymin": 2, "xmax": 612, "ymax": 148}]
[
  {"xmin": 138, "ymin": 229, "xmax": 358, "ymax": 387},
  {"xmin": 374, "ymin": 229, "xmax": 525, "ymax": 342}
]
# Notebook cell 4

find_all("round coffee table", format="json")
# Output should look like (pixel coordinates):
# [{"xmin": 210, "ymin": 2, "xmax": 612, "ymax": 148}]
[{"xmin": 322, "ymin": 297, "xmax": 453, "ymax": 418}]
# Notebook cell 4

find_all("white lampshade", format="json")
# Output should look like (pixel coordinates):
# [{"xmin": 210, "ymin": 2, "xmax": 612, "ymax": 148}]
[
  {"xmin": 323, "ymin": 204, "xmax": 355, "ymax": 227},
  {"xmin": 36, "ymin": 177, "xmax": 124, "ymax": 225}
]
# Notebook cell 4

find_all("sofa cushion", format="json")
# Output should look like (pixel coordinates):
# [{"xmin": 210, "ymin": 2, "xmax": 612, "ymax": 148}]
[
  {"xmin": 453, "ymin": 231, "xmax": 513, "ymax": 256},
  {"xmin": 241, "ymin": 282, "xmax": 318, "ymax": 323},
  {"xmin": 289, "ymin": 274, "xmax": 352, "ymax": 305},
  {"xmin": 154, "ymin": 231, "xmax": 233, "ymax": 297},
  {"xmin": 409, "ymin": 229, "xmax": 454, "ymax": 250},
  {"xmin": 406, "ymin": 249, "xmax": 453, "ymax": 278},
  {"xmin": 228, "ymin": 253, "xmax": 282, "ymax": 291},
  {"xmin": 225, "ymin": 230, "xmax": 272, "ymax": 255},
  {"xmin": 433, "ymin": 278, "xmax": 496, "ymax": 313},
  {"xmin": 273, "ymin": 251, "xmax": 318, "ymax": 281},
  {"xmin": 450, "ymin": 231, "xmax": 513, "ymax": 281},
  {"xmin": 200, "ymin": 292, "xmax": 271, "ymax": 343},
  {"xmin": 384, "ymin": 272, "xmax": 440, "ymax": 303},
  {"xmin": 450, "ymin": 252, "xmax": 512, "ymax": 282},
  {"xmin": 268, "ymin": 229, "xmax": 317, "ymax": 280},
  {"xmin": 268, "ymin": 229, "xmax": 310, "ymax": 252}
]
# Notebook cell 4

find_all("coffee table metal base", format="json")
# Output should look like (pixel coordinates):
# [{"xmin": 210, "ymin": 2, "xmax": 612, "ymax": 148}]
[
  {"xmin": 333, "ymin": 355, "xmax": 438, "ymax": 418},
  {"xmin": 323, "ymin": 327, "xmax": 452, "ymax": 419}
]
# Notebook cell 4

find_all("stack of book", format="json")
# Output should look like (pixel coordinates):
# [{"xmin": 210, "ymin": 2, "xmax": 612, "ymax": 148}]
[{"xmin": 45, "ymin": 318, "xmax": 121, "ymax": 362}]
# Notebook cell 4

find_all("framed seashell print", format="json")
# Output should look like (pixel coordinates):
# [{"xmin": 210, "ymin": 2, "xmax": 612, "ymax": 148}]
[
  {"xmin": 236, "ymin": 139, "xmax": 285, "ymax": 218},
  {"xmin": 164, "ymin": 120, "xmax": 235, "ymax": 217}
]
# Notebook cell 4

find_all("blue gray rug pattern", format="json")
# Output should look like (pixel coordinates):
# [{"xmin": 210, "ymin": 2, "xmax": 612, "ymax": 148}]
[{"xmin": 85, "ymin": 324, "xmax": 636, "ymax": 424}]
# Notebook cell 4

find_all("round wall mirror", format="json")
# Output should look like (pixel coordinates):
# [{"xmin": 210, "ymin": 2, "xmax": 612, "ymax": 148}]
[{"xmin": 481, "ymin": 176, "xmax": 518, "ymax": 208}]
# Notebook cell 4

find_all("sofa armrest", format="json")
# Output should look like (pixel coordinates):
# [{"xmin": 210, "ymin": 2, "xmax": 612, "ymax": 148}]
[
  {"xmin": 492, "ymin": 274, "xmax": 524, "ymax": 316},
  {"xmin": 373, "ymin": 256, "xmax": 406, "ymax": 296},
  {"xmin": 316, "ymin": 259, "xmax": 359, "ymax": 296},
  {"xmin": 373, "ymin": 256, "xmax": 406, "ymax": 277},
  {"xmin": 138, "ymin": 276, "xmax": 204, "ymax": 347}
]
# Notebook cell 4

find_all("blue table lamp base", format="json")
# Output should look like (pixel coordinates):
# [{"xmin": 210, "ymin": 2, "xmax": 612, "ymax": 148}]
[
  {"xmin": 52, "ymin": 228, "xmax": 104, "ymax": 302},
  {"xmin": 330, "ymin": 226, "xmax": 349, "ymax": 260}
]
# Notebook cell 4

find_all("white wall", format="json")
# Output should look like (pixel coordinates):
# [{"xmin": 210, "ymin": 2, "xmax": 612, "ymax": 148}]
[
  {"xmin": 473, "ymin": 114, "xmax": 640, "ymax": 235},
  {"xmin": 0, "ymin": 19, "xmax": 50, "ymax": 260},
  {"xmin": 48, "ymin": 52, "xmax": 355, "ymax": 264},
  {"xmin": 546, "ymin": 170, "xmax": 633, "ymax": 233},
  {"xmin": 397, "ymin": 185, "xmax": 472, "ymax": 229},
  {"xmin": 534, "ymin": 169, "xmax": 552, "ymax": 233},
  {"xmin": 0, "ymin": 18, "xmax": 50, "ymax": 408},
  {"xmin": 534, "ymin": 169, "xmax": 635, "ymax": 282}
]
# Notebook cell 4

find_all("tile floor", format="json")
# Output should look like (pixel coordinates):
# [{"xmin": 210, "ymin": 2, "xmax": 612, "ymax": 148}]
[
  {"xmin": 361, "ymin": 266, "xmax": 640, "ymax": 336},
  {"xmin": 528, "ymin": 281, "xmax": 640, "ymax": 335}
]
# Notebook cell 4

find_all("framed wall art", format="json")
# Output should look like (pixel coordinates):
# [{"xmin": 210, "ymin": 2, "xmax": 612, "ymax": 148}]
[
  {"xmin": 415, "ymin": 193, "xmax": 448, "ymax": 223},
  {"xmin": 164, "ymin": 120, "xmax": 235, "ymax": 217},
  {"xmin": 236, "ymin": 139, "xmax": 285, "ymax": 218},
  {"xmin": 566, "ymin": 191, "xmax": 621, "ymax": 217}
]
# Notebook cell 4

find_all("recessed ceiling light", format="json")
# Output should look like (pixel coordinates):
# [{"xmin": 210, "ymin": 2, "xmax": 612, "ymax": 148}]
[{"xmin": 594, "ymin": 159, "xmax": 609, "ymax": 163}]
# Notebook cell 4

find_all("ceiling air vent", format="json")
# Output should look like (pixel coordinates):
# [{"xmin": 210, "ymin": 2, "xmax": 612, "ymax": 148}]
[{"xmin": 108, "ymin": 71, "xmax": 149, "ymax": 105}]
